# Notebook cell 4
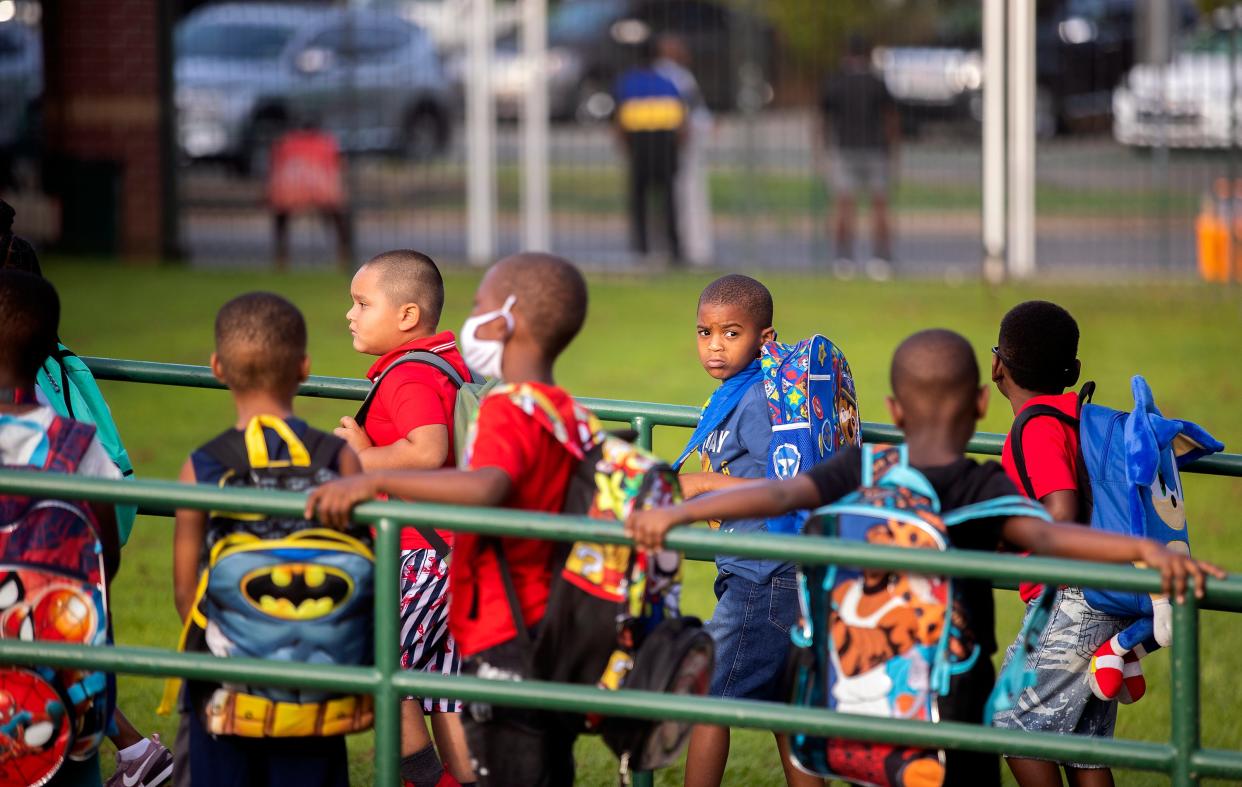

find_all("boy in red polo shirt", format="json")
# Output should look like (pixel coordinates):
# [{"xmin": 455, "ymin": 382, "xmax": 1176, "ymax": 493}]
[
  {"xmin": 334, "ymin": 249, "xmax": 473, "ymax": 787},
  {"xmin": 309, "ymin": 252, "xmax": 590, "ymax": 787},
  {"xmin": 990, "ymin": 301, "xmax": 1129, "ymax": 787}
]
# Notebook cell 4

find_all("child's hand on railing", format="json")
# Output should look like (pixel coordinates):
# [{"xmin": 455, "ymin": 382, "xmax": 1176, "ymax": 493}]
[
  {"xmin": 1137, "ymin": 539, "xmax": 1227, "ymax": 604},
  {"xmin": 305, "ymin": 475, "xmax": 381, "ymax": 529},
  {"xmin": 626, "ymin": 506, "xmax": 685, "ymax": 551}
]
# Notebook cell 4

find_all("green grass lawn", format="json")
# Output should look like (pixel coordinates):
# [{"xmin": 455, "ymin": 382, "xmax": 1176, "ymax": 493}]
[{"xmin": 38, "ymin": 260, "xmax": 1242, "ymax": 785}]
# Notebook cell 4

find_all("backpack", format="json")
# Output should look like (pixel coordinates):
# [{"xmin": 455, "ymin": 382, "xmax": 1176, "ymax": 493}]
[
  {"xmin": 0, "ymin": 414, "xmax": 114, "ymax": 784},
  {"xmin": 1010, "ymin": 376, "xmax": 1223, "ymax": 653},
  {"xmin": 478, "ymin": 384, "xmax": 714, "ymax": 776},
  {"xmin": 761, "ymin": 336, "xmax": 861, "ymax": 535},
  {"xmin": 355, "ymin": 349, "xmax": 498, "ymax": 557},
  {"xmin": 788, "ymin": 444, "xmax": 1051, "ymax": 786},
  {"xmin": 164, "ymin": 416, "xmax": 376, "ymax": 738},
  {"xmin": 37, "ymin": 344, "xmax": 138, "ymax": 546}
]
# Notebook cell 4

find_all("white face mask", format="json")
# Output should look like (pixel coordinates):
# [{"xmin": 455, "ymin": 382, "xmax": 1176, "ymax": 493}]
[{"xmin": 460, "ymin": 295, "xmax": 516, "ymax": 380}]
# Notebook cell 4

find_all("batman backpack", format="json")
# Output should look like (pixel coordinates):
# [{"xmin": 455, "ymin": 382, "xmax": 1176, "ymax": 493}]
[
  {"xmin": 161, "ymin": 416, "xmax": 376, "ymax": 738},
  {"xmin": 761, "ymin": 335, "xmax": 861, "ymax": 535},
  {"xmin": 0, "ymin": 414, "xmax": 114, "ymax": 787},
  {"xmin": 474, "ymin": 384, "xmax": 715, "ymax": 778},
  {"xmin": 1009, "ymin": 376, "xmax": 1223, "ymax": 657},
  {"xmin": 788, "ymin": 444, "xmax": 1052, "ymax": 787}
]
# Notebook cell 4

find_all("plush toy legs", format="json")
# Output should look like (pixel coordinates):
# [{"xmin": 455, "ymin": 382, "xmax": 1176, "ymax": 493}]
[{"xmin": 1084, "ymin": 589, "xmax": 1169, "ymax": 703}]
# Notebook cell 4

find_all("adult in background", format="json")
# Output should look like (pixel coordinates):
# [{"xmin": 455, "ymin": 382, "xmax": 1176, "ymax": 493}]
[
  {"xmin": 267, "ymin": 121, "xmax": 353, "ymax": 272},
  {"xmin": 615, "ymin": 38, "xmax": 687, "ymax": 266},
  {"xmin": 655, "ymin": 34, "xmax": 714, "ymax": 266},
  {"xmin": 819, "ymin": 35, "xmax": 899, "ymax": 280}
]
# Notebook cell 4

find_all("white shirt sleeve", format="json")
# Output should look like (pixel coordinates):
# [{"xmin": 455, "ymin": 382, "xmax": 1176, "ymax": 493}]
[{"xmin": 78, "ymin": 437, "xmax": 123, "ymax": 481}]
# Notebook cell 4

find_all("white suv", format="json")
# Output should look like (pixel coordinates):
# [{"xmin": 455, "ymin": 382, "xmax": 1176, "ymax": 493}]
[{"xmin": 176, "ymin": 3, "xmax": 453, "ymax": 174}]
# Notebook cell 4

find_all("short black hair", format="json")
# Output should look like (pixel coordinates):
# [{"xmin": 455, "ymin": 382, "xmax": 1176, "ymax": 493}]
[
  {"xmin": 698, "ymin": 274, "xmax": 774, "ymax": 329},
  {"xmin": 362, "ymin": 249, "xmax": 445, "ymax": 329},
  {"xmin": 997, "ymin": 300, "xmax": 1080, "ymax": 394},
  {"xmin": 0, "ymin": 269, "xmax": 59, "ymax": 384},
  {"xmin": 214, "ymin": 292, "xmax": 307, "ymax": 396},
  {"xmin": 492, "ymin": 253, "xmax": 588, "ymax": 358},
  {"xmin": 891, "ymin": 329, "xmax": 980, "ymax": 423}
]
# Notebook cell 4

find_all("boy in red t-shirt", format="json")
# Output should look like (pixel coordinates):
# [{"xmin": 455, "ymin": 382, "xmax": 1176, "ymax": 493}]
[
  {"xmin": 989, "ymin": 301, "xmax": 1128, "ymax": 787},
  {"xmin": 334, "ymin": 250, "xmax": 474, "ymax": 787},
  {"xmin": 308, "ymin": 252, "xmax": 591, "ymax": 787}
]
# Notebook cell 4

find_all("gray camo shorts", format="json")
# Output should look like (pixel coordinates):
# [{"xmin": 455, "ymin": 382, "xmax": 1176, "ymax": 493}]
[{"xmin": 992, "ymin": 587, "xmax": 1129, "ymax": 769}]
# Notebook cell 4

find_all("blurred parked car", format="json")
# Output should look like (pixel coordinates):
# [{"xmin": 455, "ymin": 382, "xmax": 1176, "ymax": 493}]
[
  {"xmin": 1114, "ymin": 28, "xmax": 1241, "ymax": 149},
  {"xmin": 391, "ymin": 0, "xmax": 521, "ymax": 53},
  {"xmin": 877, "ymin": 0, "xmax": 1195, "ymax": 137},
  {"xmin": 453, "ymin": 0, "xmax": 772, "ymax": 123},
  {"xmin": 176, "ymin": 3, "xmax": 453, "ymax": 174},
  {"xmin": 0, "ymin": 20, "xmax": 41, "ymax": 164}
]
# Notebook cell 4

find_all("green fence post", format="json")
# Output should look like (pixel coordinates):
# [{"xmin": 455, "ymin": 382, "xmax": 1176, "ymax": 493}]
[
  {"xmin": 1170, "ymin": 589, "xmax": 1201, "ymax": 786},
  {"xmin": 631, "ymin": 415, "xmax": 654, "ymax": 451},
  {"xmin": 374, "ymin": 517, "xmax": 401, "ymax": 786}
]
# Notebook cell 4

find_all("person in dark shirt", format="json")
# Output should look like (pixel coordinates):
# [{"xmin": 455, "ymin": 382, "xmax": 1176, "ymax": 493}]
[
  {"xmin": 819, "ymin": 35, "xmax": 899, "ymax": 278},
  {"xmin": 627, "ymin": 328, "xmax": 1224, "ymax": 785},
  {"xmin": 615, "ymin": 38, "xmax": 687, "ymax": 265}
]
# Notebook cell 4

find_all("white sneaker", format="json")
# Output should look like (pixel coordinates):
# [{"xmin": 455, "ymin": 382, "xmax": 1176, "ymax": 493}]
[
  {"xmin": 832, "ymin": 258, "xmax": 858, "ymax": 279},
  {"xmin": 865, "ymin": 258, "xmax": 893, "ymax": 281}
]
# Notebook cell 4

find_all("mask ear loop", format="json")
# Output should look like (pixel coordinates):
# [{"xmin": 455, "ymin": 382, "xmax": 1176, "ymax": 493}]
[{"xmin": 495, "ymin": 294, "xmax": 518, "ymax": 335}]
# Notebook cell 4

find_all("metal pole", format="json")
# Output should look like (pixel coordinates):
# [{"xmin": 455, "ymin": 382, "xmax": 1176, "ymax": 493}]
[
  {"xmin": 1170, "ymin": 593, "xmax": 1201, "ymax": 786},
  {"xmin": 1229, "ymin": 5, "xmax": 1239, "ymax": 283},
  {"xmin": 373, "ymin": 517, "xmax": 402, "ymax": 787},
  {"xmin": 738, "ymin": 0, "xmax": 763, "ymax": 268},
  {"xmin": 1007, "ymin": 0, "xmax": 1036, "ymax": 279},
  {"xmin": 982, "ymin": 0, "xmax": 1006, "ymax": 282},
  {"xmin": 520, "ymin": 0, "xmax": 551, "ymax": 252},
  {"xmin": 467, "ymin": 0, "xmax": 497, "ymax": 263}
]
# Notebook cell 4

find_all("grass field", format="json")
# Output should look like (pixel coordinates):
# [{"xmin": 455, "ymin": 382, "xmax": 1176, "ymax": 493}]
[{"xmin": 38, "ymin": 260, "xmax": 1242, "ymax": 785}]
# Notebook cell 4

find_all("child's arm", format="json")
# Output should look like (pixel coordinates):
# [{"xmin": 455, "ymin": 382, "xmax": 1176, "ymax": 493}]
[
  {"xmin": 678, "ymin": 472, "xmax": 755, "ymax": 499},
  {"xmin": 90, "ymin": 502, "xmax": 120, "ymax": 585},
  {"xmin": 335, "ymin": 443, "xmax": 363, "ymax": 477},
  {"xmin": 1002, "ymin": 516, "xmax": 1226, "ymax": 603},
  {"xmin": 173, "ymin": 458, "xmax": 206, "ymax": 623},
  {"xmin": 626, "ymin": 475, "xmax": 821, "ymax": 550},
  {"xmin": 305, "ymin": 466, "xmax": 513, "ymax": 529},
  {"xmin": 1038, "ymin": 490, "xmax": 1079, "ymax": 523},
  {"xmin": 335, "ymin": 418, "xmax": 450, "ymax": 472}
]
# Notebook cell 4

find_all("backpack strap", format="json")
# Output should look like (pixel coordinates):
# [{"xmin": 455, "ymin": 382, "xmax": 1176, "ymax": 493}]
[
  {"xmin": 43, "ymin": 416, "xmax": 98, "ymax": 476},
  {"xmin": 942, "ymin": 494, "xmax": 1053, "ymax": 527},
  {"xmin": 355, "ymin": 350, "xmax": 476, "ymax": 426},
  {"xmin": 489, "ymin": 539, "xmax": 534, "ymax": 650}
]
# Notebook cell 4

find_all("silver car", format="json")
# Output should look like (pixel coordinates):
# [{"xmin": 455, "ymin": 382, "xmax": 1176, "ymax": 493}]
[{"xmin": 176, "ymin": 3, "xmax": 453, "ymax": 174}]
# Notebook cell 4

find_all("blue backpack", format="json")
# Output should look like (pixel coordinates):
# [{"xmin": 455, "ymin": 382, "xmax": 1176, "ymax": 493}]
[
  {"xmin": 1009, "ymin": 376, "xmax": 1223, "ymax": 654},
  {"xmin": 160, "ymin": 417, "xmax": 376, "ymax": 738},
  {"xmin": 37, "ymin": 345, "xmax": 138, "ymax": 546},
  {"xmin": 760, "ymin": 335, "xmax": 861, "ymax": 535},
  {"xmin": 0, "ymin": 415, "xmax": 115, "ymax": 785},
  {"xmin": 789, "ymin": 444, "xmax": 1052, "ymax": 786}
]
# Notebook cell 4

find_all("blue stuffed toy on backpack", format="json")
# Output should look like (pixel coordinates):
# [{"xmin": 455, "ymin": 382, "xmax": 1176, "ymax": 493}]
[{"xmin": 1077, "ymin": 376, "xmax": 1222, "ymax": 662}]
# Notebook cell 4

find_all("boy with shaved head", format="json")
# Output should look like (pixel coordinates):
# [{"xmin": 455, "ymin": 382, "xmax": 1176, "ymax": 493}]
[
  {"xmin": 627, "ymin": 328, "xmax": 1223, "ymax": 785},
  {"xmin": 308, "ymin": 253, "xmax": 592, "ymax": 786},
  {"xmin": 338, "ymin": 249, "xmax": 475, "ymax": 787}
]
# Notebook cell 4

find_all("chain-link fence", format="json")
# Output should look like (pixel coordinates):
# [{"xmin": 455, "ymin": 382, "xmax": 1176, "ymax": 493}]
[{"xmin": 1, "ymin": 0, "xmax": 1238, "ymax": 279}]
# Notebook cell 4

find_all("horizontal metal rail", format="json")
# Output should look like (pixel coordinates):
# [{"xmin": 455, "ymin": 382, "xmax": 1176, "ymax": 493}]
[
  {"xmin": 0, "ymin": 471, "xmax": 1239, "ymax": 785},
  {"xmin": 82, "ymin": 356, "xmax": 1242, "ymax": 476}
]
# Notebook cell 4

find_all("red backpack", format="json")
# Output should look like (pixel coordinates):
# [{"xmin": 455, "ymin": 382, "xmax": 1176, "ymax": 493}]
[{"xmin": 0, "ymin": 413, "xmax": 113, "ymax": 787}]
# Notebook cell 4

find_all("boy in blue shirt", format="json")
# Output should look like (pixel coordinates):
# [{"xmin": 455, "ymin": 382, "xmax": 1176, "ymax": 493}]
[{"xmin": 674, "ymin": 275, "xmax": 819, "ymax": 787}]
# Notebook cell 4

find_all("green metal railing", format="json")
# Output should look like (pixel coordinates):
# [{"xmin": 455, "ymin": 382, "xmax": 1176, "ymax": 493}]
[{"xmin": 0, "ymin": 356, "xmax": 1236, "ymax": 786}]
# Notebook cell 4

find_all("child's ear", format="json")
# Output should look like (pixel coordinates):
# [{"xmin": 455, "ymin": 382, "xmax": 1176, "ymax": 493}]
[
  {"xmin": 299, "ymin": 355, "xmax": 311, "ymax": 383},
  {"xmin": 885, "ymin": 395, "xmax": 904, "ymax": 430},
  {"xmin": 760, "ymin": 326, "xmax": 776, "ymax": 344},
  {"xmin": 1067, "ymin": 359, "xmax": 1081, "ymax": 388},
  {"xmin": 209, "ymin": 352, "xmax": 227, "ymax": 385},
  {"xmin": 989, "ymin": 353, "xmax": 1004, "ymax": 385},
  {"xmin": 398, "ymin": 302, "xmax": 422, "ymax": 333},
  {"xmin": 976, "ymin": 385, "xmax": 990, "ymax": 420}
]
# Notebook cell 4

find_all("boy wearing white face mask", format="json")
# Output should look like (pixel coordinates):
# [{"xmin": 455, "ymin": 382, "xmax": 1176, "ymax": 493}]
[
  {"xmin": 307, "ymin": 253, "xmax": 591, "ymax": 787},
  {"xmin": 337, "ymin": 249, "xmax": 476, "ymax": 787}
]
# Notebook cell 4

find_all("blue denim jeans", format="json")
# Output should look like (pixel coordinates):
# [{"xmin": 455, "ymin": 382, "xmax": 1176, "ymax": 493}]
[{"xmin": 705, "ymin": 570, "xmax": 801, "ymax": 701}]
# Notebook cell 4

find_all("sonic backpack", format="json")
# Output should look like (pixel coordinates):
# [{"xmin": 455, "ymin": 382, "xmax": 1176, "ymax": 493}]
[
  {"xmin": 0, "ymin": 414, "xmax": 114, "ymax": 787},
  {"xmin": 471, "ymin": 384, "xmax": 715, "ymax": 777},
  {"xmin": 36, "ymin": 344, "xmax": 138, "ymax": 546},
  {"xmin": 1009, "ymin": 376, "xmax": 1223, "ymax": 656},
  {"xmin": 788, "ymin": 444, "xmax": 1051, "ymax": 787},
  {"xmin": 761, "ymin": 335, "xmax": 861, "ymax": 535},
  {"xmin": 162, "ymin": 416, "xmax": 376, "ymax": 738}
]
